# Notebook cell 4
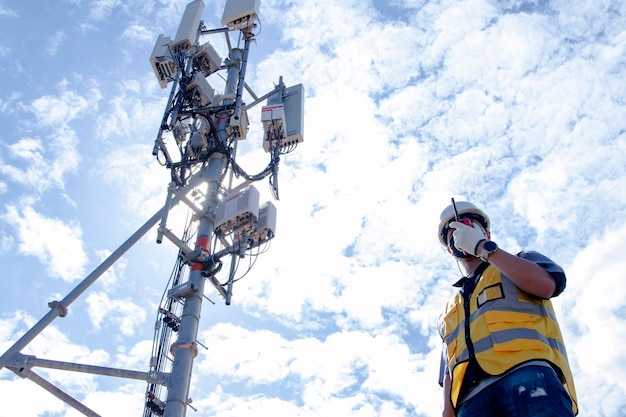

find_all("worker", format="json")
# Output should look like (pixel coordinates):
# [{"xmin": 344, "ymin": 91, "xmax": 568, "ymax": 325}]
[{"xmin": 436, "ymin": 200, "xmax": 578, "ymax": 417}]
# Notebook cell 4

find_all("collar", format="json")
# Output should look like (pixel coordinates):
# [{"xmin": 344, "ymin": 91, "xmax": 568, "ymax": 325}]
[{"xmin": 452, "ymin": 261, "xmax": 490, "ymax": 288}]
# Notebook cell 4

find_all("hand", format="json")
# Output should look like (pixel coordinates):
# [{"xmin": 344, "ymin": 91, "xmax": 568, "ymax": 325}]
[{"xmin": 449, "ymin": 221, "xmax": 487, "ymax": 256}]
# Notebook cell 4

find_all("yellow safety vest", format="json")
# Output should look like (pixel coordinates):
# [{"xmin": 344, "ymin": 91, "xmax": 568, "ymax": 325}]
[{"xmin": 439, "ymin": 265, "xmax": 578, "ymax": 414}]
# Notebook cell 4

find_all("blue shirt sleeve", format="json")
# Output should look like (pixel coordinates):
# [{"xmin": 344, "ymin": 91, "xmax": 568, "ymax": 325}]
[
  {"xmin": 438, "ymin": 345, "xmax": 447, "ymax": 387},
  {"xmin": 518, "ymin": 250, "xmax": 567, "ymax": 297}
]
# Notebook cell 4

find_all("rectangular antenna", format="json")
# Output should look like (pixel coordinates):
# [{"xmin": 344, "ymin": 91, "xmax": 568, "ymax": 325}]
[
  {"xmin": 193, "ymin": 42, "xmax": 222, "ymax": 76},
  {"xmin": 265, "ymin": 84, "xmax": 305, "ymax": 151},
  {"xmin": 221, "ymin": 0, "xmax": 260, "ymax": 30},
  {"xmin": 172, "ymin": 0, "xmax": 205, "ymax": 51},
  {"xmin": 249, "ymin": 201, "xmax": 277, "ymax": 247},
  {"xmin": 187, "ymin": 73, "xmax": 214, "ymax": 106},
  {"xmin": 215, "ymin": 186, "xmax": 260, "ymax": 236},
  {"xmin": 150, "ymin": 35, "xmax": 176, "ymax": 89}
]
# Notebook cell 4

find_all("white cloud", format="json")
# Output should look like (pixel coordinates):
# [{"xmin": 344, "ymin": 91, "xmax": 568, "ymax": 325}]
[
  {"xmin": 1, "ymin": 136, "xmax": 44, "ymax": 175},
  {"xmin": 93, "ymin": 144, "xmax": 171, "ymax": 221},
  {"xmin": 0, "ymin": 377, "xmax": 66, "ymax": 417},
  {"xmin": 86, "ymin": 292, "xmax": 147, "ymax": 337},
  {"xmin": 0, "ymin": 84, "xmax": 102, "ymax": 193},
  {"xmin": 64, "ymin": 384, "xmax": 145, "ymax": 417},
  {"xmin": 0, "ymin": 128, "xmax": 80, "ymax": 192},
  {"xmin": 46, "ymin": 30, "xmax": 66, "ymax": 56},
  {"xmin": 91, "ymin": 249, "xmax": 128, "ymax": 288},
  {"xmin": 195, "ymin": 323, "xmax": 440, "ymax": 416},
  {"xmin": 114, "ymin": 339, "xmax": 153, "ymax": 370},
  {"xmin": 2, "ymin": 204, "xmax": 88, "ymax": 282},
  {"xmin": 507, "ymin": 126, "xmax": 626, "ymax": 255},
  {"xmin": 121, "ymin": 23, "xmax": 153, "ymax": 44},
  {"xmin": 558, "ymin": 224, "xmax": 626, "ymax": 408},
  {"xmin": 95, "ymin": 77, "xmax": 163, "ymax": 141},
  {"xmin": 0, "ymin": 232, "xmax": 13, "ymax": 251},
  {"xmin": 196, "ymin": 388, "xmax": 304, "ymax": 417},
  {"xmin": 30, "ymin": 86, "xmax": 97, "ymax": 128},
  {"xmin": 87, "ymin": 0, "xmax": 122, "ymax": 21},
  {"xmin": 90, "ymin": 76, "xmax": 173, "ymax": 221},
  {"xmin": 0, "ymin": 5, "xmax": 17, "ymax": 17}
]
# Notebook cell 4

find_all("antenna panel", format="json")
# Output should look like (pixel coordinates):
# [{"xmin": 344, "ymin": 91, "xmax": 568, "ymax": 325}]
[
  {"xmin": 265, "ymin": 84, "xmax": 305, "ymax": 151},
  {"xmin": 227, "ymin": 104, "xmax": 249, "ymax": 140},
  {"xmin": 221, "ymin": 0, "xmax": 260, "ymax": 30},
  {"xmin": 193, "ymin": 42, "xmax": 222, "ymax": 76},
  {"xmin": 261, "ymin": 104, "xmax": 286, "ymax": 152},
  {"xmin": 187, "ymin": 73, "xmax": 214, "ymax": 106},
  {"xmin": 215, "ymin": 186, "xmax": 260, "ymax": 235},
  {"xmin": 249, "ymin": 201, "xmax": 277, "ymax": 247},
  {"xmin": 150, "ymin": 35, "xmax": 176, "ymax": 89},
  {"xmin": 172, "ymin": 0, "xmax": 205, "ymax": 52}
]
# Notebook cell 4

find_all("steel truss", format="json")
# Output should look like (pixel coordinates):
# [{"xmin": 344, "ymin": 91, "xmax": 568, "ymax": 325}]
[{"xmin": 0, "ymin": 1, "xmax": 303, "ymax": 416}]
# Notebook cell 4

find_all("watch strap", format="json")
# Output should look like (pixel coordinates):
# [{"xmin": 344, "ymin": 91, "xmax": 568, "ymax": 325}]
[{"xmin": 479, "ymin": 241, "xmax": 498, "ymax": 262}]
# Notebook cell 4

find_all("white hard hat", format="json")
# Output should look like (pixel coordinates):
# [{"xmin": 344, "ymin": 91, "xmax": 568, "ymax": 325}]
[{"xmin": 438, "ymin": 201, "xmax": 490, "ymax": 246}]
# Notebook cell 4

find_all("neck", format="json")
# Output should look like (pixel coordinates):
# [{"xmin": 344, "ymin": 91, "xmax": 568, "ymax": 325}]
[{"xmin": 457, "ymin": 256, "xmax": 483, "ymax": 276}]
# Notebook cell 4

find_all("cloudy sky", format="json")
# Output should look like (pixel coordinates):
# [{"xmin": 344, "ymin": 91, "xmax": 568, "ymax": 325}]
[{"xmin": 1, "ymin": 0, "xmax": 625, "ymax": 416}]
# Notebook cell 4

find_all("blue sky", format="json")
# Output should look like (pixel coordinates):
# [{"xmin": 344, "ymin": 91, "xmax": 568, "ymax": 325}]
[{"xmin": 1, "ymin": 0, "xmax": 625, "ymax": 416}]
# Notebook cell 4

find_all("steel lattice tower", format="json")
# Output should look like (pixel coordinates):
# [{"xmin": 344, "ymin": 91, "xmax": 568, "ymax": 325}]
[{"xmin": 0, "ymin": 1, "xmax": 304, "ymax": 416}]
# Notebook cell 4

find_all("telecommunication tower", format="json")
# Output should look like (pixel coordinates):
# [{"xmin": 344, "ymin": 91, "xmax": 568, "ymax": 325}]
[{"xmin": 0, "ymin": 1, "xmax": 304, "ymax": 416}]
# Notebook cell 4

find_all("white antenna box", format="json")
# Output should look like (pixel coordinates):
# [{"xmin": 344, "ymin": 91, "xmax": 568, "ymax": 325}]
[
  {"xmin": 227, "ymin": 104, "xmax": 249, "ymax": 140},
  {"xmin": 173, "ymin": 0, "xmax": 205, "ymax": 51},
  {"xmin": 221, "ymin": 0, "xmax": 260, "ymax": 30},
  {"xmin": 265, "ymin": 84, "xmax": 305, "ymax": 151},
  {"xmin": 215, "ymin": 186, "xmax": 260, "ymax": 235},
  {"xmin": 150, "ymin": 35, "xmax": 176, "ymax": 89},
  {"xmin": 187, "ymin": 73, "xmax": 214, "ymax": 106},
  {"xmin": 193, "ymin": 42, "xmax": 222, "ymax": 76},
  {"xmin": 249, "ymin": 201, "xmax": 277, "ymax": 247}
]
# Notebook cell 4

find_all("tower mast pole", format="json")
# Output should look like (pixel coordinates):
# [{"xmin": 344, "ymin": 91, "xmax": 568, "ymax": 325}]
[{"xmin": 162, "ymin": 43, "xmax": 247, "ymax": 417}]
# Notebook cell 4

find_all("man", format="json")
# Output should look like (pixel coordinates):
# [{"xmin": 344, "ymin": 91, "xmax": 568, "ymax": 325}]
[{"xmin": 437, "ymin": 200, "xmax": 578, "ymax": 417}]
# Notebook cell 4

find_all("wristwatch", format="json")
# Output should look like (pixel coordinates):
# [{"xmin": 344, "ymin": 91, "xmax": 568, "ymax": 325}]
[{"xmin": 479, "ymin": 241, "xmax": 498, "ymax": 262}]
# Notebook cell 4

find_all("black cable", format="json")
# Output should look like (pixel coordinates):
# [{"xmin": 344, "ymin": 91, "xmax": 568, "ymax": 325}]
[{"xmin": 230, "ymin": 240, "xmax": 266, "ymax": 284}]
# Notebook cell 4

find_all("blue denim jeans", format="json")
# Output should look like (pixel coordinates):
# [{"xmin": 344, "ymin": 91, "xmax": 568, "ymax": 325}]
[{"xmin": 457, "ymin": 365, "xmax": 575, "ymax": 417}]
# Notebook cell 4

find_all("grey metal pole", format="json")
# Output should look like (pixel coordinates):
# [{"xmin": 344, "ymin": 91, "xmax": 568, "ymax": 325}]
[
  {"xmin": 233, "ymin": 38, "xmax": 251, "ymax": 121},
  {"xmin": 162, "ymin": 44, "xmax": 248, "ymax": 417},
  {"xmin": 162, "ymin": 155, "xmax": 225, "ymax": 417}
]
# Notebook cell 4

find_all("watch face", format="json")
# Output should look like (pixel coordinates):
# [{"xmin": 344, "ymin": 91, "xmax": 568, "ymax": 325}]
[{"xmin": 484, "ymin": 241, "xmax": 498, "ymax": 251}]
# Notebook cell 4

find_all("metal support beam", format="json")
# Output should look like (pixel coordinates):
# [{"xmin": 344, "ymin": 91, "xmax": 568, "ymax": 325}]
[
  {"xmin": 12, "ymin": 367, "xmax": 102, "ymax": 417},
  {"xmin": 9, "ymin": 354, "xmax": 168, "ymax": 384}
]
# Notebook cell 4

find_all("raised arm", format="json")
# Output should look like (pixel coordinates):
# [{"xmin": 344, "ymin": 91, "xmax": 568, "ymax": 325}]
[
  {"xmin": 450, "ymin": 221, "xmax": 557, "ymax": 298},
  {"xmin": 477, "ymin": 244, "xmax": 556, "ymax": 298}
]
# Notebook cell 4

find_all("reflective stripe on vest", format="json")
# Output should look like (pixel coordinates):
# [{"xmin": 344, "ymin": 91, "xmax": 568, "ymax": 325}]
[{"xmin": 439, "ymin": 265, "xmax": 578, "ymax": 414}]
